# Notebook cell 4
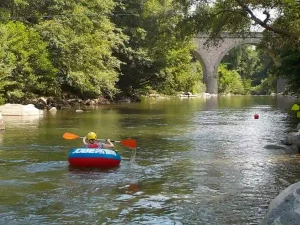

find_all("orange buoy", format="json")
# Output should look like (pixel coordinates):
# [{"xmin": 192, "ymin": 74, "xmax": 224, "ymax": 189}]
[{"xmin": 254, "ymin": 114, "xmax": 259, "ymax": 119}]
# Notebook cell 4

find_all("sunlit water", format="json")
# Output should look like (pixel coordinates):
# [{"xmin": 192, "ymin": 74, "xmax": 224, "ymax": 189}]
[{"xmin": 1, "ymin": 96, "xmax": 300, "ymax": 225}]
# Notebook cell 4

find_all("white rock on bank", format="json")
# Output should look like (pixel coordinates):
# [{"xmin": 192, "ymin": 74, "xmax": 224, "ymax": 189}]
[
  {"xmin": 49, "ymin": 107, "xmax": 57, "ymax": 114},
  {"xmin": 0, "ymin": 104, "xmax": 44, "ymax": 116}
]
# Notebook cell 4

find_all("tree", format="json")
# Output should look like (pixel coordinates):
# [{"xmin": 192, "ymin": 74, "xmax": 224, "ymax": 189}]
[
  {"xmin": 218, "ymin": 64, "xmax": 244, "ymax": 94},
  {"xmin": 175, "ymin": 0, "xmax": 300, "ymax": 94},
  {"xmin": 141, "ymin": 0, "xmax": 203, "ymax": 94},
  {"xmin": 111, "ymin": 0, "xmax": 161, "ymax": 98},
  {"xmin": 222, "ymin": 45, "xmax": 260, "ymax": 78},
  {"xmin": 221, "ymin": 45, "xmax": 275, "ymax": 94},
  {"xmin": 276, "ymin": 48, "xmax": 300, "ymax": 94},
  {"xmin": 0, "ymin": 24, "xmax": 16, "ymax": 104},
  {"xmin": 0, "ymin": 0, "xmax": 126, "ymax": 100},
  {"xmin": 112, "ymin": 0, "xmax": 203, "ymax": 97},
  {"xmin": 177, "ymin": 0, "xmax": 300, "ymax": 49},
  {"xmin": 0, "ymin": 21, "xmax": 57, "ymax": 102}
]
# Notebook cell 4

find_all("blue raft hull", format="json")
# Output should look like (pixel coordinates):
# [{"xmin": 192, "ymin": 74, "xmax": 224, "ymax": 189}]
[{"xmin": 68, "ymin": 148, "xmax": 121, "ymax": 168}]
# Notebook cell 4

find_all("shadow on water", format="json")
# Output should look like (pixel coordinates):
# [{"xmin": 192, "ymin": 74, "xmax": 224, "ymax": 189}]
[
  {"xmin": 263, "ymin": 144, "xmax": 288, "ymax": 150},
  {"xmin": 68, "ymin": 165, "xmax": 121, "ymax": 173}
]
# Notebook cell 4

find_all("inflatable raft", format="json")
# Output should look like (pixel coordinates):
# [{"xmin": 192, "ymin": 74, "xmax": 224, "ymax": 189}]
[{"xmin": 68, "ymin": 148, "xmax": 121, "ymax": 168}]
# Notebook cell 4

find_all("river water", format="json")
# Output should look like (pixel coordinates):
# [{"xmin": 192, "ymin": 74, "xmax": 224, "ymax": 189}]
[{"xmin": 0, "ymin": 96, "xmax": 300, "ymax": 225}]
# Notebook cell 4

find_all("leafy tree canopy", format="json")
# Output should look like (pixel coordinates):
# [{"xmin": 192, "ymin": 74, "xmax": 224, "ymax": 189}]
[{"xmin": 177, "ymin": 0, "xmax": 300, "ymax": 49}]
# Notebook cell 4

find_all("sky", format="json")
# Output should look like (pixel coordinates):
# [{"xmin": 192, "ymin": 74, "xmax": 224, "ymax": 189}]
[{"xmin": 250, "ymin": 9, "xmax": 278, "ymax": 32}]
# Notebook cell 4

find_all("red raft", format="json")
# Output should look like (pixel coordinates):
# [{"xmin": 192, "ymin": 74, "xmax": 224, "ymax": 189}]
[{"xmin": 68, "ymin": 148, "xmax": 121, "ymax": 168}]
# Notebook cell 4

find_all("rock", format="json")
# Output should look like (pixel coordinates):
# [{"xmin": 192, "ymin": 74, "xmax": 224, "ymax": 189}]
[
  {"xmin": 118, "ymin": 98, "xmax": 131, "ymax": 103},
  {"xmin": 180, "ymin": 92, "xmax": 197, "ymax": 98},
  {"xmin": 0, "ymin": 104, "xmax": 44, "ymax": 116},
  {"xmin": 0, "ymin": 113, "xmax": 5, "ymax": 130},
  {"xmin": 295, "ymin": 140, "xmax": 300, "ymax": 150},
  {"xmin": 297, "ymin": 123, "xmax": 300, "ymax": 131},
  {"xmin": 291, "ymin": 144, "xmax": 299, "ymax": 151},
  {"xmin": 34, "ymin": 102, "xmax": 46, "ymax": 110},
  {"xmin": 84, "ymin": 99, "xmax": 96, "ymax": 105},
  {"xmin": 260, "ymin": 181, "xmax": 300, "ymax": 225},
  {"xmin": 75, "ymin": 109, "xmax": 83, "ymax": 113},
  {"xmin": 49, "ymin": 107, "xmax": 57, "ymax": 114},
  {"xmin": 149, "ymin": 93, "xmax": 159, "ymax": 98},
  {"xmin": 37, "ymin": 97, "xmax": 47, "ymax": 105},
  {"xmin": 97, "ymin": 97, "xmax": 110, "ymax": 104},
  {"xmin": 281, "ymin": 132, "xmax": 300, "ymax": 146},
  {"xmin": 46, "ymin": 97, "xmax": 55, "ymax": 105}
]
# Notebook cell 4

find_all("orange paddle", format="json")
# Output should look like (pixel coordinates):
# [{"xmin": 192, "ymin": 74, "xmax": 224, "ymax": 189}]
[{"xmin": 62, "ymin": 132, "xmax": 137, "ymax": 149}]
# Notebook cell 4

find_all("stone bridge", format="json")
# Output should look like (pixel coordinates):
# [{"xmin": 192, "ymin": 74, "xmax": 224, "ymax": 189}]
[{"xmin": 194, "ymin": 32, "xmax": 286, "ymax": 94}]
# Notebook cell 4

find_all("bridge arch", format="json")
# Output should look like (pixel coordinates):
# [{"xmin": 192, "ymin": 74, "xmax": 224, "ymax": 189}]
[{"xmin": 194, "ymin": 33, "xmax": 285, "ymax": 94}]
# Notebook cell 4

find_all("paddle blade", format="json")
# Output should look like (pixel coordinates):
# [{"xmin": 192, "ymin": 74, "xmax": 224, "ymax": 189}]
[
  {"xmin": 63, "ymin": 132, "xmax": 80, "ymax": 140},
  {"xmin": 120, "ymin": 139, "xmax": 137, "ymax": 148}
]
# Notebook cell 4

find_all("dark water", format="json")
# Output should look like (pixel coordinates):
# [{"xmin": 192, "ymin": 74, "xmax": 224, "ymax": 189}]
[{"xmin": 1, "ymin": 96, "xmax": 300, "ymax": 225}]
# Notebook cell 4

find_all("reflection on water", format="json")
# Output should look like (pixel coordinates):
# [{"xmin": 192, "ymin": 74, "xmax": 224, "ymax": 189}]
[
  {"xmin": 0, "ymin": 131, "xmax": 3, "ymax": 144},
  {"xmin": 0, "ymin": 96, "xmax": 300, "ymax": 225},
  {"xmin": 2, "ymin": 115, "xmax": 44, "ymax": 128},
  {"xmin": 0, "ymin": 115, "xmax": 43, "ymax": 143}
]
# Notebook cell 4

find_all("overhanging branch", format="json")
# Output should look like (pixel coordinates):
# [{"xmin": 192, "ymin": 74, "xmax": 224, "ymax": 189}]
[{"xmin": 235, "ymin": 0, "xmax": 292, "ymax": 37}]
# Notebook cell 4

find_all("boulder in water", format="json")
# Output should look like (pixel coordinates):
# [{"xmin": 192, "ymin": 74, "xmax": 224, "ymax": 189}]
[
  {"xmin": 49, "ymin": 107, "xmax": 57, "ymax": 114},
  {"xmin": 0, "ymin": 104, "xmax": 44, "ymax": 116},
  {"xmin": 260, "ymin": 181, "xmax": 300, "ymax": 225},
  {"xmin": 281, "ymin": 132, "xmax": 299, "ymax": 145}
]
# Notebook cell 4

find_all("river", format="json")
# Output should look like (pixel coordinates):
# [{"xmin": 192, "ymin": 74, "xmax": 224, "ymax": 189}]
[{"xmin": 0, "ymin": 95, "xmax": 300, "ymax": 225}]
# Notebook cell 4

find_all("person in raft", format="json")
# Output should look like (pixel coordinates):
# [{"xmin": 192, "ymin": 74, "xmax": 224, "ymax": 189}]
[{"xmin": 83, "ymin": 132, "xmax": 114, "ymax": 149}]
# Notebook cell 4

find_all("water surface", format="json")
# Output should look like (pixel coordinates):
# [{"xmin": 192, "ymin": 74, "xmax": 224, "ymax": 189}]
[{"xmin": 0, "ymin": 96, "xmax": 300, "ymax": 225}]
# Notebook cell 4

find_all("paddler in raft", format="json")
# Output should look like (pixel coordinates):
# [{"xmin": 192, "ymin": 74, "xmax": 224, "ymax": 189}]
[{"xmin": 83, "ymin": 132, "xmax": 114, "ymax": 149}]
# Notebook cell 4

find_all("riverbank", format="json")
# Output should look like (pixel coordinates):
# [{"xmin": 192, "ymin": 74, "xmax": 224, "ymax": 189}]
[
  {"xmin": 3, "ymin": 93, "xmax": 212, "ymax": 110},
  {"xmin": 3, "ymin": 91, "xmax": 296, "ymax": 111}
]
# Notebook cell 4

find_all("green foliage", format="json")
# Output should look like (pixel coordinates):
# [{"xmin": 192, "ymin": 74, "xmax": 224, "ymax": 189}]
[
  {"xmin": 0, "ymin": 24, "xmax": 17, "ymax": 97},
  {"xmin": 1, "ymin": 0, "xmax": 293, "ymax": 102},
  {"xmin": 0, "ymin": 21, "xmax": 57, "ymax": 102},
  {"xmin": 192, "ymin": 80, "xmax": 206, "ymax": 94},
  {"xmin": 158, "ymin": 46, "xmax": 203, "ymax": 94},
  {"xmin": 251, "ymin": 74, "xmax": 276, "ymax": 95},
  {"xmin": 113, "ymin": 0, "xmax": 203, "ymax": 97},
  {"xmin": 221, "ymin": 45, "xmax": 276, "ymax": 95},
  {"xmin": 35, "ymin": 0, "xmax": 124, "ymax": 99},
  {"xmin": 222, "ymin": 45, "xmax": 260, "ymax": 79},
  {"xmin": 242, "ymin": 78, "xmax": 252, "ymax": 95},
  {"xmin": 178, "ymin": 0, "xmax": 300, "ymax": 48},
  {"xmin": 143, "ymin": 0, "xmax": 203, "ymax": 94},
  {"xmin": 0, "ymin": 95, "xmax": 5, "ymax": 105},
  {"xmin": 111, "ymin": 0, "xmax": 160, "ymax": 97},
  {"xmin": 218, "ymin": 64, "xmax": 244, "ymax": 94},
  {"xmin": 276, "ymin": 49, "xmax": 300, "ymax": 94},
  {"xmin": 176, "ymin": 0, "xmax": 300, "ymax": 95},
  {"xmin": 0, "ymin": 0, "xmax": 124, "ymax": 101}
]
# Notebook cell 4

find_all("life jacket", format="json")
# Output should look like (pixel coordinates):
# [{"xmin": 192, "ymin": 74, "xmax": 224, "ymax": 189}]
[{"xmin": 87, "ymin": 143, "xmax": 99, "ymax": 148}]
